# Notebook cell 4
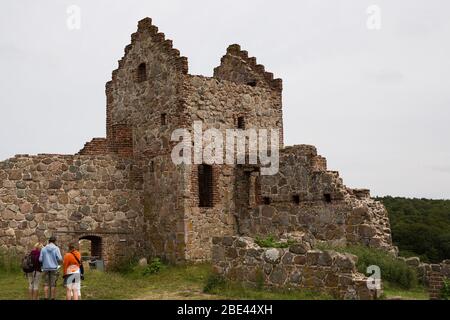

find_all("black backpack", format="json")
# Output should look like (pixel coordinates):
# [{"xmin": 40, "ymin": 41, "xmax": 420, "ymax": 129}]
[
  {"xmin": 21, "ymin": 253, "xmax": 35, "ymax": 273},
  {"xmin": 71, "ymin": 252, "xmax": 85, "ymax": 280}
]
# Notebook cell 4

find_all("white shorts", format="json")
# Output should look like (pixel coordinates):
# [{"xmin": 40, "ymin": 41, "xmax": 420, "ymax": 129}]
[
  {"xmin": 27, "ymin": 271, "xmax": 41, "ymax": 290},
  {"xmin": 64, "ymin": 273, "xmax": 81, "ymax": 291}
]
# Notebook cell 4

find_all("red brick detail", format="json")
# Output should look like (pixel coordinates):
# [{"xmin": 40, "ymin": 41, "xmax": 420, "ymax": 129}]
[
  {"xmin": 78, "ymin": 138, "xmax": 108, "ymax": 155},
  {"xmin": 429, "ymin": 271, "xmax": 444, "ymax": 300},
  {"xmin": 110, "ymin": 124, "xmax": 134, "ymax": 158}
]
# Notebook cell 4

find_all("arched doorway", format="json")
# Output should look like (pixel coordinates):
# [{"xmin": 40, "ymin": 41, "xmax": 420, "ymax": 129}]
[{"xmin": 79, "ymin": 235, "xmax": 102, "ymax": 260}]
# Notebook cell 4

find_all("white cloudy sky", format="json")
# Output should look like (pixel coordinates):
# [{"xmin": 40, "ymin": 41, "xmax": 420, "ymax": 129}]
[{"xmin": 1, "ymin": 0, "xmax": 449, "ymax": 199}]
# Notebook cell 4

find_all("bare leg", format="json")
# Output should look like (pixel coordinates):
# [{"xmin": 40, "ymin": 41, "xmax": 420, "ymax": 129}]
[
  {"xmin": 51, "ymin": 287, "xmax": 57, "ymax": 300},
  {"xmin": 28, "ymin": 288, "xmax": 33, "ymax": 300},
  {"xmin": 44, "ymin": 286, "xmax": 49, "ymax": 299},
  {"xmin": 66, "ymin": 287, "xmax": 72, "ymax": 300},
  {"xmin": 72, "ymin": 289, "xmax": 79, "ymax": 301},
  {"xmin": 33, "ymin": 289, "xmax": 39, "ymax": 300}
]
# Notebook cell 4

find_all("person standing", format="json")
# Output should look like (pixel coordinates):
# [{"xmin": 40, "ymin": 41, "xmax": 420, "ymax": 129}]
[
  {"xmin": 23, "ymin": 243, "xmax": 43, "ymax": 300},
  {"xmin": 39, "ymin": 236, "xmax": 62, "ymax": 300},
  {"xmin": 63, "ymin": 243, "xmax": 82, "ymax": 300}
]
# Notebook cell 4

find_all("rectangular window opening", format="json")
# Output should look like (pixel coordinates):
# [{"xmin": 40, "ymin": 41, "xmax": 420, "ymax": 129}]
[
  {"xmin": 237, "ymin": 116, "xmax": 245, "ymax": 129},
  {"xmin": 198, "ymin": 164, "xmax": 213, "ymax": 208}
]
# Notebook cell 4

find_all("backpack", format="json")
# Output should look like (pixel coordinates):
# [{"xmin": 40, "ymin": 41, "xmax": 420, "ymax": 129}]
[{"xmin": 21, "ymin": 253, "xmax": 35, "ymax": 273}]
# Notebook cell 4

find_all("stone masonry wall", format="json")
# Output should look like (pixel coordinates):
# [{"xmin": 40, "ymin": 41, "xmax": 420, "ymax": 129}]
[
  {"xmin": 238, "ymin": 145, "xmax": 396, "ymax": 254},
  {"xmin": 0, "ymin": 154, "xmax": 145, "ymax": 267},
  {"xmin": 181, "ymin": 73, "xmax": 284, "ymax": 261},
  {"xmin": 143, "ymin": 154, "xmax": 187, "ymax": 263},
  {"xmin": 106, "ymin": 17, "xmax": 187, "ymax": 158},
  {"xmin": 400, "ymin": 256, "xmax": 450, "ymax": 299},
  {"xmin": 212, "ymin": 236, "xmax": 380, "ymax": 300}
]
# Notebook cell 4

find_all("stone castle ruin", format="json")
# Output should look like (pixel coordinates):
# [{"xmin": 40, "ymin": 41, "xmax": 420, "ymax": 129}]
[{"xmin": 0, "ymin": 18, "xmax": 397, "ymax": 297}]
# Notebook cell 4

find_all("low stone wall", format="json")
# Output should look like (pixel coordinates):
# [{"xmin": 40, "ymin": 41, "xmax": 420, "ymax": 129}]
[
  {"xmin": 212, "ymin": 236, "xmax": 380, "ymax": 300},
  {"xmin": 400, "ymin": 256, "xmax": 450, "ymax": 299}
]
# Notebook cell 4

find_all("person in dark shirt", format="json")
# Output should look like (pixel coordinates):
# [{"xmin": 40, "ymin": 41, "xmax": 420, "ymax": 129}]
[{"xmin": 26, "ymin": 243, "xmax": 43, "ymax": 300}]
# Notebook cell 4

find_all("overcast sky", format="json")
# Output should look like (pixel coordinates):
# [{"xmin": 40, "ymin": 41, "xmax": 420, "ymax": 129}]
[{"xmin": 1, "ymin": 0, "xmax": 449, "ymax": 199}]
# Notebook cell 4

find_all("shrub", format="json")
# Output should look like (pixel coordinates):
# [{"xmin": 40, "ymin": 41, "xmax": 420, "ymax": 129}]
[
  {"xmin": 142, "ymin": 258, "xmax": 164, "ymax": 276},
  {"xmin": 333, "ymin": 245, "xmax": 418, "ymax": 289},
  {"xmin": 255, "ymin": 235, "xmax": 293, "ymax": 248},
  {"xmin": 203, "ymin": 274, "xmax": 226, "ymax": 293},
  {"xmin": 0, "ymin": 248, "xmax": 21, "ymax": 274},
  {"xmin": 441, "ymin": 278, "xmax": 450, "ymax": 300}
]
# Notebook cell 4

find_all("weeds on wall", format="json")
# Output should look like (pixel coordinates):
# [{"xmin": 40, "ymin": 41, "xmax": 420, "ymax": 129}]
[{"xmin": 255, "ymin": 235, "xmax": 294, "ymax": 249}]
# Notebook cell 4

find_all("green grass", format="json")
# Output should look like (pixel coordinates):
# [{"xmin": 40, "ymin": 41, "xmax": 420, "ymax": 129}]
[
  {"xmin": 0, "ymin": 248, "xmax": 22, "ymax": 274},
  {"xmin": 0, "ymin": 263, "xmax": 329, "ymax": 300},
  {"xmin": 0, "ymin": 252, "xmax": 429, "ymax": 300},
  {"xmin": 255, "ymin": 235, "xmax": 294, "ymax": 249},
  {"xmin": 383, "ymin": 282, "xmax": 429, "ymax": 300}
]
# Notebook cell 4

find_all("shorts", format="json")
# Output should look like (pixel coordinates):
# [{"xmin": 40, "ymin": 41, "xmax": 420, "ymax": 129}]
[
  {"xmin": 64, "ymin": 273, "xmax": 81, "ymax": 290},
  {"xmin": 42, "ymin": 270, "xmax": 59, "ymax": 288},
  {"xmin": 27, "ymin": 271, "xmax": 41, "ymax": 290}
]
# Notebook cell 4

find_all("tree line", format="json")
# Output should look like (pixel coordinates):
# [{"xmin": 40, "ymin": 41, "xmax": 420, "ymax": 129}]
[{"xmin": 376, "ymin": 196, "xmax": 450, "ymax": 263}]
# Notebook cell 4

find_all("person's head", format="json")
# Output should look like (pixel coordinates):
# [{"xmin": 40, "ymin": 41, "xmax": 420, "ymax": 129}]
[
  {"xmin": 34, "ymin": 242, "xmax": 43, "ymax": 250},
  {"xmin": 68, "ymin": 243, "xmax": 77, "ymax": 251},
  {"xmin": 48, "ymin": 236, "xmax": 57, "ymax": 244}
]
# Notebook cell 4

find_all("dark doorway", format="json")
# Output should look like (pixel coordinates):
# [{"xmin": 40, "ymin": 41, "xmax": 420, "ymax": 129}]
[{"xmin": 79, "ymin": 236, "xmax": 102, "ymax": 260}]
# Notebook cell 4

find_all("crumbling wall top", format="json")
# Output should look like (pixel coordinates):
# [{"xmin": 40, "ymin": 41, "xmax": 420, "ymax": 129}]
[{"xmin": 213, "ymin": 44, "xmax": 282, "ymax": 92}]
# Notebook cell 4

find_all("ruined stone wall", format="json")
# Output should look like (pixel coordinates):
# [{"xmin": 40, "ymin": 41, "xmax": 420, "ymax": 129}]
[
  {"xmin": 212, "ymin": 236, "xmax": 380, "ymax": 300},
  {"xmin": 181, "ymin": 74, "xmax": 283, "ymax": 261},
  {"xmin": 185, "ymin": 75, "xmax": 283, "ymax": 148},
  {"xmin": 400, "ymin": 256, "xmax": 450, "ymax": 299},
  {"xmin": 184, "ymin": 164, "xmax": 236, "ymax": 261},
  {"xmin": 106, "ymin": 17, "xmax": 188, "ymax": 158},
  {"xmin": 238, "ymin": 145, "xmax": 395, "ymax": 253},
  {"xmin": 143, "ymin": 154, "xmax": 187, "ymax": 263},
  {"xmin": 213, "ymin": 44, "xmax": 283, "ymax": 93},
  {"xmin": 0, "ymin": 154, "xmax": 145, "ymax": 267}
]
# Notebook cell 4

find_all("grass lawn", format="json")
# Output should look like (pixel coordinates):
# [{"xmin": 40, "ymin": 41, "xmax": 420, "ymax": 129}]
[
  {"xmin": 0, "ymin": 263, "xmax": 429, "ymax": 300},
  {"xmin": 383, "ymin": 282, "xmax": 429, "ymax": 300},
  {"xmin": 0, "ymin": 263, "xmax": 330, "ymax": 300}
]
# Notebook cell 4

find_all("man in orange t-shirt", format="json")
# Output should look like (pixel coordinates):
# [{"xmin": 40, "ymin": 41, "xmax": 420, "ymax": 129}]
[{"xmin": 63, "ymin": 244, "xmax": 82, "ymax": 300}]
